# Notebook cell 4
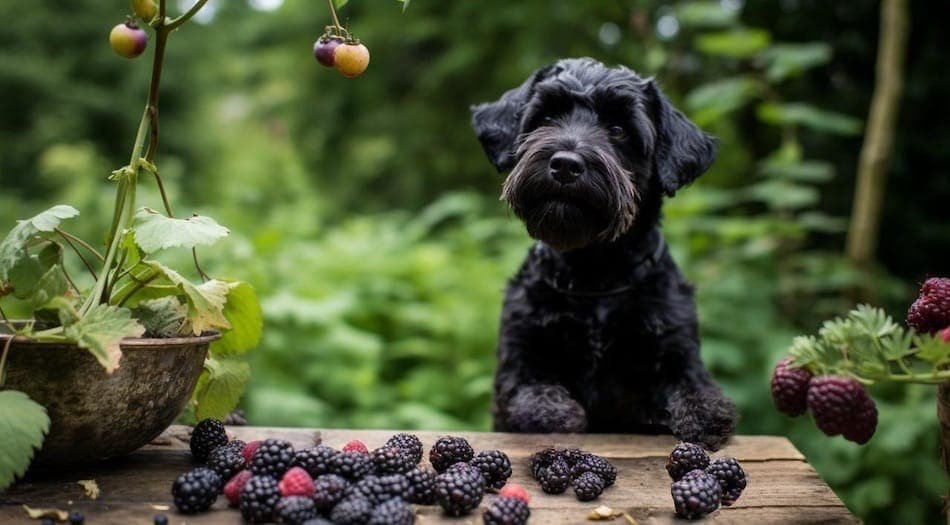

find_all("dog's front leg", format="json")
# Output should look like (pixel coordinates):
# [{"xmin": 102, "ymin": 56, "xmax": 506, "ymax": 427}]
[{"xmin": 502, "ymin": 383, "xmax": 588, "ymax": 433}]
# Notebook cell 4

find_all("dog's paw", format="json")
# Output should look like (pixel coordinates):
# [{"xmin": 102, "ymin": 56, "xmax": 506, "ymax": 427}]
[
  {"xmin": 506, "ymin": 385, "xmax": 588, "ymax": 433},
  {"xmin": 669, "ymin": 394, "xmax": 737, "ymax": 451}
]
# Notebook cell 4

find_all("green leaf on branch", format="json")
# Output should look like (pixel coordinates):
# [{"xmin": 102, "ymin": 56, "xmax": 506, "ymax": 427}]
[
  {"xmin": 193, "ymin": 357, "xmax": 250, "ymax": 420},
  {"xmin": 0, "ymin": 390, "xmax": 50, "ymax": 490},
  {"xmin": 757, "ymin": 102, "xmax": 863, "ymax": 135},
  {"xmin": 685, "ymin": 77, "xmax": 759, "ymax": 127},
  {"xmin": 133, "ymin": 208, "xmax": 229, "ymax": 254},
  {"xmin": 133, "ymin": 297, "xmax": 188, "ymax": 338},
  {"xmin": 211, "ymin": 282, "xmax": 262, "ymax": 357},
  {"xmin": 675, "ymin": 1, "xmax": 738, "ymax": 28},
  {"xmin": 64, "ymin": 304, "xmax": 145, "ymax": 373},
  {"xmin": 145, "ymin": 262, "xmax": 231, "ymax": 335},
  {"xmin": 0, "ymin": 205, "xmax": 78, "ymax": 282},
  {"xmin": 914, "ymin": 334, "xmax": 950, "ymax": 367},
  {"xmin": 757, "ymin": 43, "xmax": 832, "ymax": 82},
  {"xmin": 694, "ymin": 29, "xmax": 771, "ymax": 58},
  {"xmin": 30, "ymin": 265, "xmax": 70, "ymax": 309},
  {"xmin": 334, "ymin": 0, "xmax": 348, "ymax": 8}
]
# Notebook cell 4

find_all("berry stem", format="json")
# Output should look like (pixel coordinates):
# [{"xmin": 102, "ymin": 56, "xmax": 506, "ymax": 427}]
[
  {"xmin": 168, "ymin": 0, "xmax": 210, "ymax": 31},
  {"xmin": 326, "ymin": 0, "xmax": 343, "ymax": 32}
]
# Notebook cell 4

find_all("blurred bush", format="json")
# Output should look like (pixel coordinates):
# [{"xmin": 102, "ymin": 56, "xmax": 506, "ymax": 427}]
[{"xmin": 1, "ymin": 0, "xmax": 948, "ymax": 522}]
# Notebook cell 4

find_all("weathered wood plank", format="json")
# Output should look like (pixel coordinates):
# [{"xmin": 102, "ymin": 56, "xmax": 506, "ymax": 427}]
[{"xmin": 0, "ymin": 426, "xmax": 852, "ymax": 524}]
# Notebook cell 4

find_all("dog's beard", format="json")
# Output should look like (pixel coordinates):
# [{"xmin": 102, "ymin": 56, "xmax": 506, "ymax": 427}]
[{"xmin": 501, "ymin": 127, "xmax": 639, "ymax": 251}]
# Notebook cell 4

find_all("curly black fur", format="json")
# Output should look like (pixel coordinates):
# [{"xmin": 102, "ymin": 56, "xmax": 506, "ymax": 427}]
[{"xmin": 471, "ymin": 58, "xmax": 736, "ymax": 449}]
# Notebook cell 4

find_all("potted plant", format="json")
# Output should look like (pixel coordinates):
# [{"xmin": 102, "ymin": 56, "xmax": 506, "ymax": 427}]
[{"xmin": 0, "ymin": 0, "xmax": 262, "ymax": 488}]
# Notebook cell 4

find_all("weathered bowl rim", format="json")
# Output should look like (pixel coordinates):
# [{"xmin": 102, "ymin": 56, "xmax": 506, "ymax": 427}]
[{"xmin": 0, "ymin": 320, "xmax": 221, "ymax": 347}]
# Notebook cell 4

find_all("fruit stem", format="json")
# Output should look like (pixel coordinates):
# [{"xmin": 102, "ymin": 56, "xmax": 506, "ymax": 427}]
[
  {"xmin": 326, "ymin": 0, "xmax": 343, "ymax": 32},
  {"xmin": 884, "ymin": 370, "xmax": 950, "ymax": 384},
  {"xmin": 168, "ymin": 0, "xmax": 210, "ymax": 31}
]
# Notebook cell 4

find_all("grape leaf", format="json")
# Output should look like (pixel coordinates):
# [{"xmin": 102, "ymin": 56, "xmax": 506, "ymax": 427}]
[
  {"xmin": 145, "ymin": 262, "xmax": 231, "ymax": 335},
  {"xmin": 0, "ymin": 390, "xmax": 50, "ymax": 490},
  {"xmin": 64, "ymin": 304, "xmax": 146, "ymax": 373},
  {"xmin": 133, "ymin": 208, "xmax": 229, "ymax": 254},
  {"xmin": 211, "ymin": 282, "xmax": 262, "ymax": 357},
  {"xmin": 132, "ymin": 297, "xmax": 187, "ymax": 338},
  {"xmin": 0, "ymin": 205, "xmax": 78, "ymax": 281},
  {"xmin": 192, "ymin": 357, "xmax": 250, "ymax": 420}
]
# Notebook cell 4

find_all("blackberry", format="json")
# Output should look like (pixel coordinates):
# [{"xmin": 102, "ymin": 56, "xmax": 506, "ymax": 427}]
[
  {"xmin": 67, "ymin": 511, "xmax": 85, "ymax": 525},
  {"xmin": 572, "ymin": 471, "xmax": 605, "ymax": 501},
  {"xmin": 706, "ymin": 457, "xmax": 747, "ymax": 506},
  {"xmin": 301, "ymin": 519, "xmax": 335, "ymax": 525},
  {"xmin": 275, "ymin": 495, "xmax": 319, "ymax": 524},
  {"xmin": 373, "ymin": 445, "xmax": 415, "ymax": 474},
  {"xmin": 385, "ymin": 433, "xmax": 424, "ymax": 464},
  {"xmin": 42, "ymin": 520, "xmax": 55, "ymax": 525},
  {"xmin": 332, "ymin": 450, "xmax": 375, "ymax": 480},
  {"xmin": 671, "ymin": 469, "xmax": 721, "ymax": 520},
  {"xmin": 471, "ymin": 450, "xmax": 512, "ymax": 490},
  {"xmin": 404, "ymin": 467, "xmax": 437, "ymax": 504},
  {"xmin": 570, "ymin": 453, "xmax": 617, "ymax": 486},
  {"xmin": 208, "ymin": 443, "xmax": 247, "ymax": 481},
  {"xmin": 807, "ymin": 375, "xmax": 878, "ymax": 444},
  {"xmin": 189, "ymin": 419, "xmax": 228, "ymax": 463},
  {"xmin": 153, "ymin": 515, "xmax": 168, "ymax": 525},
  {"xmin": 368, "ymin": 497, "xmax": 415, "ymax": 525},
  {"xmin": 429, "ymin": 436, "xmax": 474, "ymax": 473},
  {"xmin": 528, "ymin": 448, "xmax": 564, "ymax": 479},
  {"xmin": 294, "ymin": 445, "xmax": 340, "ymax": 478},
  {"xmin": 240, "ymin": 475, "xmax": 281, "ymax": 523},
  {"xmin": 435, "ymin": 467, "xmax": 485, "ymax": 516},
  {"xmin": 330, "ymin": 495, "xmax": 373, "ymax": 525},
  {"xmin": 771, "ymin": 358, "xmax": 813, "ymax": 417},
  {"xmin": 251, "ymin": 439, "xmax": 296, "ymax": 478},
  {"xmin": 312, "ymin": 473, "xmax": 350, "ymax": 511},
  {"xmin": 171, "ymin": 467, "xmax": 220, "ymax": 514},
  {"xmin": 537, "ymin": 460, "xmax": 570, "ymax": 495},
  {"xmin": 482, "ymin": 497, "xmax": 530, "ymax": 525},
  {"xmin": 348, "ymin": 474, "xmax": 411, "ymax": 504},
  {"xmin": 666, "ymin": 442, "xmax": 709, "ymax": 481},
  {"xmin": 445, "ymin": 461, "xmax": 483, "ymax": 477}
]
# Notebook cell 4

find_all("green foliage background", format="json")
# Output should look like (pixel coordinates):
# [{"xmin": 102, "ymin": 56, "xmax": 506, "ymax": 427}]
[{"xmin": 2, "ymin": 0, "xmax": 949, "ymax": 522}]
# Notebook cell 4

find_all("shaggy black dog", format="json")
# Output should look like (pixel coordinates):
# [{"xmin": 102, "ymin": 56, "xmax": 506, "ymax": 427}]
[{"xmin": 471, "ymin": 58, "xmax": 736, "ymax": 449}]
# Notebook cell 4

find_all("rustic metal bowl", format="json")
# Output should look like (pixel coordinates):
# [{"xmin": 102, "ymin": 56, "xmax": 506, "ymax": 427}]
[{"xmin": 0, "ymin": 327, "xmax": 217, "ymax": 465}]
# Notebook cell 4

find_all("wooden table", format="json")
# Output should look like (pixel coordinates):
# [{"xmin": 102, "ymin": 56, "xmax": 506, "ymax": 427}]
[{"xmin": 1, "ymin": 426, "xmax": 856, "ymax": 524}]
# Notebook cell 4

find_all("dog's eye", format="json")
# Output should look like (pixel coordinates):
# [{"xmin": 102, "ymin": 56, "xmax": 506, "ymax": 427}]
[
  {"xmin": 607, "ymin": 125, "xmax": 627, "ymax": 140},
  {"xmin": 541, "ymin": 116, "xmax": 555, "ymax": 125}
]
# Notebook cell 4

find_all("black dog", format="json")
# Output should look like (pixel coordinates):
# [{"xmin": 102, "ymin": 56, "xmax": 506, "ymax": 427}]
[{"xmin": 471, "ymin": 58, "xmax": 736, "ymax": 449}]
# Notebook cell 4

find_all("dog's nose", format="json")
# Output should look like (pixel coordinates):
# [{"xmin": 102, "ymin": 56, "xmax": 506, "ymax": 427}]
[{"xmin": 549, "ymin": 151, "xmax": 586, "ymax": 184}]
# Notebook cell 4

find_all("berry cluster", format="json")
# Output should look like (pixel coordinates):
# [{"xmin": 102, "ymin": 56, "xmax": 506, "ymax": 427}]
[
  {"xmin": 527, "ymin": 447, "xmax": 616, "ymax": 502},
  {"xmin": 770, "ymin": 359, "xmax": 878, "ymax": 444},
  {"xmin": 907, "ymin": 277, "xmax": 950, "ymax": 335},
  {"xmin": 666, "ymin": 443, "xmax": 747, "ymax": 520},
  {"xmin": 313, "ymin": 27, "xmax": 370, "ymax": 78},
  {"xmin": 176, "ymin": 422, "xmax": 525, "ymax": 524}
]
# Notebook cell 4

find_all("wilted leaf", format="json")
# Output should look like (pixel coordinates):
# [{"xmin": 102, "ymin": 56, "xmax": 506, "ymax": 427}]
[
  {"xmin": 77, "ymin": 479, "xmax": 100, "ymax": 499},
  {"xmin": 211, "ymin": 282, "xmax": 262, "ymax": 356},
  {"xmin": 133, "ymin": 297, "xmax": 188, "ymax": 338},
  {"xmin": 757, "ymin": 102, "xmax": 862, "ymax": 135},
  {"xmin": 193, "ymin": 357, "xmax": 250, "ymax": 420},
  {"xmin": 64, "ymin": 304, "xmax": 146, "ymax": 373},
  {"xmin": 22, "ymin": 505, "xmax": 67, "ymax": 521},
  {"xmin": 133, "ymin": 208, "xmax": 229, "ymax": 254},
  {"xmin": 695, "ymin": 29, "xmax": 771, "ymax": 58},
  {"xmin": 0, "ymin": 391, "xmax": 50, "ymax": 489},
  {"xmin": 145, "ymin": 262, "xmax": 231, "ymax": 335}
]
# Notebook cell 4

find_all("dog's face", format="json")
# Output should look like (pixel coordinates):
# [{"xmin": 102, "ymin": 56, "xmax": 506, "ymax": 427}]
[{"xmin": 472, "ymin": 58, "xmax": 717, "ymax": 251}]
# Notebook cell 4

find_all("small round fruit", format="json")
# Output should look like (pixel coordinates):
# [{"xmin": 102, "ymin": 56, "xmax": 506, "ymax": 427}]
[
  {"xmin": 110, "ymin": 22, "xmax": 148, "ymax": 59},
  {"xmin": 132, "ymin": 0, "xmax": 158, "ymax": 20},
  {"xmin": 334, "ymin": 42, "xmax": 370, "ymax": 78},
  {"xmin": 314, "ymin": 37, "xmax": 343, "ymax": 67}
]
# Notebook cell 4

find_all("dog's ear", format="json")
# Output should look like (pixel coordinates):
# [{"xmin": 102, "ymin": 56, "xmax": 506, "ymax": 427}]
[
  {"xmin": 471, "ymin": 65, "xmax": 557, "ymax": 172},
  {"xmin": 646, "ymin": 80, "xmax": 717, "ymax": 196}
]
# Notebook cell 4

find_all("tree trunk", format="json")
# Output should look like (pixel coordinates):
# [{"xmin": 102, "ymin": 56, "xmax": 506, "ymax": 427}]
[
  {"xmin": 938, "ymin": 382, "xmax": 950, "ymax": 523},
  {"xmin": 845, "ymin": 0, "xmax": 909, "ymax": 269}
]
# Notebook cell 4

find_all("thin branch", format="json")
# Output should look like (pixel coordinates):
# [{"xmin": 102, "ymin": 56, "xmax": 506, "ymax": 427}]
[
  {"xmin": 167, "ymin": 0, "xmax": 210, "ymax": 30},
  {"xmin": 0, "ymin": 335, "xmax": 12, "ymax": 387},
  {"xmin": 54, "ymin": 229, "xmax": 104, "ymax": 261},
  {"xmin": 326, "ymin": 0, "xmax": 343, "ymax": 31},
  {"xmin": 0, "ymin": 305, "xmax": 16, "ymax": 333},
  {"xmin": 150, "ymin": 169, "xmax": 175, "ymax": 217},
  {"xmin": 193, "ymin": 248, "xmax": 210, "ymax": 281},
  {"xmin": 56, "ymin": 231, "xmax": 100, "ymax": 279},
  {"xmin": 116, "ymin": 273, "xmax": 160, "ymax": 308},
  {"xmin": 60, "ymin": 266, "xmax": 82, "ymax": 297}
]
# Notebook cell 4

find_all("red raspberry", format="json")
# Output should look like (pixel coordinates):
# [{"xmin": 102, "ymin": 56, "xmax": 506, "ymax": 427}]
[
  {"xmin": 807, "ymin": 376, "xmax": 878, "ymax": 444},
  {"xmin": 940, "ymin": 327, "xmax": 950, "ymax": 343},
  {"xmin": 223, "ymin": 469, "xmax": 252, "ymax": 507},
  {"xmin": 278, "ymin": 466, "xmax": 314, "ymax": 497},
  {"xmin": 907, "ymin": 277, "xmax": 950, "ymax": 334},
  {"xmin": 242, "ymin": 440, "xmax": 262, "ymax": 467},
  {"xmin": 770, "ymin": 358, "xmax": 813, "ymax": 417},
  {"xmin": 342, "ymin": 440, "xmax": 369, "ymax": 454},
  {"xmin": 498, "ymin": 483, "xmax": 530, "ymax": 504}
]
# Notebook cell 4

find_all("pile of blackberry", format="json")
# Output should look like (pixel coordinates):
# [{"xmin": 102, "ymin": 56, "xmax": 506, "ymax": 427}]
[
  {"xmin": 172, "ymin": 421, "xmax": 524, "ymax": 524},
  {"xmin": 527, "ymin": 447, "xmax": 616, "ymax": 501},
  {"xmin": 666, "ymin": 442, "xmax": 748, "ymax": 520}
]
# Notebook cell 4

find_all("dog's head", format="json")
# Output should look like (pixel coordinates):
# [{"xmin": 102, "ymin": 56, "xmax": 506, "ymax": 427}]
[{"xmin": 471, "ymin": 58, "xmax": 716, "ymax": 251}]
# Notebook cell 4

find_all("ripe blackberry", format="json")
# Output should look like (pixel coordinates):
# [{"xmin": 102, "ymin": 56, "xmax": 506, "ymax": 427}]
[
  {"xmin": 445, "ymin": 461, "xmax": 483, "ymax": 477},
  {"xmin": 251, "ymin": 439, "xmax": 296, "ymax": 477},
  {"xmin": 301, "ymin": 519, "xmax": 334, "ymax": 525},
  {"xmin": 348, "ymin": 474, "xmax": 412, "ymax": 504},
  {"xmin": 705, "ymin": 457, "xmax": 747, "ymax": 506},
  {"xmin": 373, "ymin": 445, "xmax": 415, "ymax": 474},
  {"xmin": 666, "ymin": 442, "xmax": 709, "ymax": 481},
  {"xmin": 368, "ymin": 497, "xmax": 415, "ymax": 525},
  {"xmin": 153, "ymin": 515, "xmax": 168, "ymax": 525},
  {"xmin": 528, "ymin": 448, "xmax": 564, "ymax": 479},
  {"xmin": 404, "ymin": 467, "xmax": 437, "ymax": 504},
  {"xmin": 385, "ymin": 433, "xmax": 424, "ymax": 464},
  {"xmin": 332, "ymin": 450, "xmax": 375, "ymax": 480},
  {"xmin": 807, "ymin": 375, "xmax": 878, "ymax": 444},
  {"xmin": 435, "ymin": 467, "xmax": 485, "ymax": 516},
  {"xmin": 429, "ymin": 436, "xmax": 474, "ymax": 473},
  {"xmin": 208, "ymin": 443, "xmax": 246, "ymax": 481},
  {"xmin": 189, "ymin": 419, "xmax": 228, "ymax": 463},
  {"xmin": 671, "ymin": 469, "xmax": 721, "ymax": 520},
  {"xmin": 570, "ymin": 452, "xmax": 616, "ymax": 486},
  {"xmin": 330, "ymin": 495, "xmax": 373, "ymax": 525},
  {"xmin": 483, "ymin": 497, "xmax": 530, "ymax": 525},
  {"xmin": 907, "ymin": 277, "xmax": 950, "ymax": 334},
  {"xmin": 572, "ymin": 471, "xmax": 605, "ymax": 501},
  {"xmin": 172, "ymin": 467, "xmax": 221, "ymax": 514},
  {"xmin": 68, "ymin": 511, "xmax": 84, "ymax": 525},
  {"xmin": 771, "ymin": 358, "xmax": 813, "ymax": 417},
  {"xmin": 471, "ymin": 450, "xmax": 512, "ymax": 489},
  {"xmin": 240, "ymin": 475, "xmax": 281, "ymax": 523},
  {"xmin": 312, "ymin": 473, "xmax": 350, "ymax": 511},
  {"xmin": 294, "ymin": 445, "xmax": 340, "ymax": 478},
  {"xmin": 538, "ymin": 459, "xmax": 571, "ymax": 495},
  {"xmin": 275, "ymin": 495, "xmax": 319, "ymax": 524}
]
